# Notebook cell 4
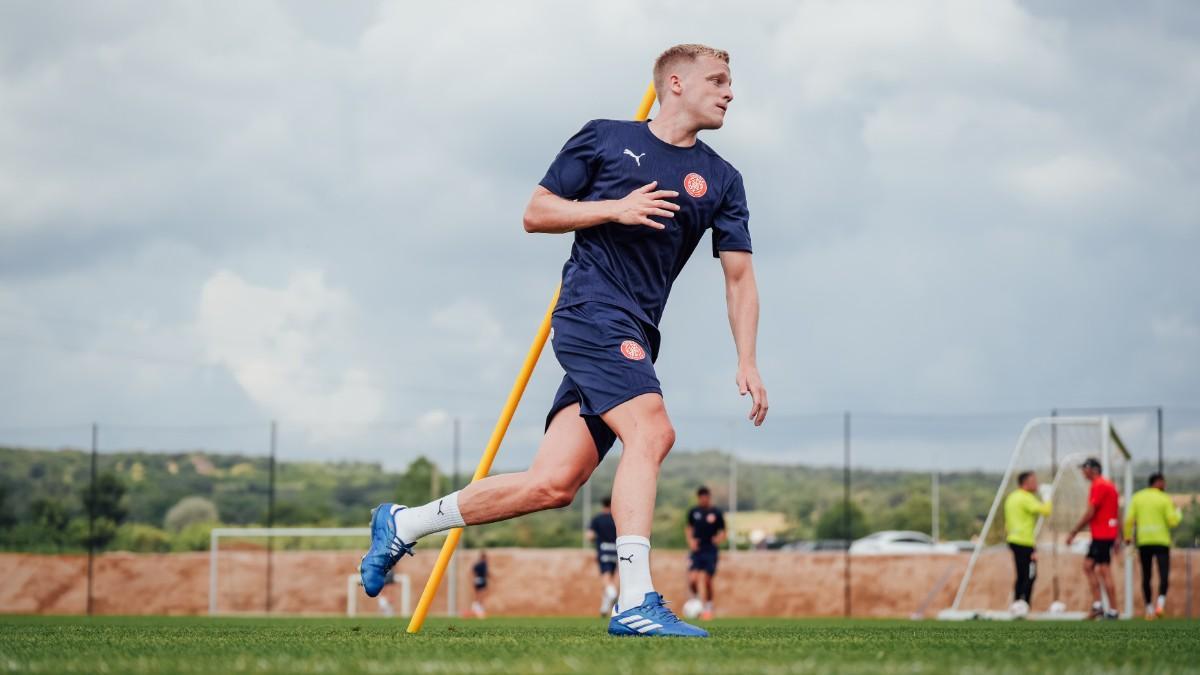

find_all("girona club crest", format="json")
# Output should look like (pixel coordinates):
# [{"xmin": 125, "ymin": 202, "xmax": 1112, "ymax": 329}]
[
  {"xmin": 683, "ymin": 172, "xmax": 707, "ymax": 198},
  {"xmin": 620, "ymin": 340, "xmax": 646, "ymax": 361}
]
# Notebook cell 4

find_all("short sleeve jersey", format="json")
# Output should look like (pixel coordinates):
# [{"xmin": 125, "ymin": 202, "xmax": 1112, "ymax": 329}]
[
  {"xmin": 539, "ymin": 119, "xmax": 752, "ymax": 328},
  {"xmin": 589, "ymin": 512, "xmax": 617, "ymax": 553},
  {"xmin": 1088, "ymin": 477, "xmax": 1120, "ymax": 540},
  {"xmin": 472, "ymin": 559, "xmax": 488, "ymax": 582},
  {"xmin": 688, "ymin": 506, "xmax": 726, "ymax": 552}
]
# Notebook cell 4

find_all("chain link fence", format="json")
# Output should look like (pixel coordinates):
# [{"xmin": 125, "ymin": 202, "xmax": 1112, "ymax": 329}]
[{"xmin": 2, "ymin": 406, "xmax": 1197, "ymax": 617}]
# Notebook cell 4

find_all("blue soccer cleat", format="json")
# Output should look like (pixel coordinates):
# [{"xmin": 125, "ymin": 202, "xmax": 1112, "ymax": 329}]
[
  {"xmin": 360, "ymin": 503, "xmax": 415, "ymax": 597},
  {"xmin": 608, "ymin": 592, "xmax": 709, "ymax": 638}
]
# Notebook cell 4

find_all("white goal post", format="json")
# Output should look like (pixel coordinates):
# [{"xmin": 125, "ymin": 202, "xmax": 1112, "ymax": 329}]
[
  {"xmin": 209, "ymin": 526, "xmax": 373, "ymax": 616},
  {"xmin": 347, "ymin": 573, "xmax": 411, "ymax": 617},
  {"xmin": 940, "ymin": 416, "xmax": 1134, "ymax": 620}
]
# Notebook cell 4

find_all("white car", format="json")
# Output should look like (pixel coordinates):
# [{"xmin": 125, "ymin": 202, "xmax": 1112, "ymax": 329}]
[{"xmin": 849, "ymin": 531, "xmax": 959, "ymax": 555}]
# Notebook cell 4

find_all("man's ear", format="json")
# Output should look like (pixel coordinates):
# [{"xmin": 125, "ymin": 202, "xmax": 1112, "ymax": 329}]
[{"xmin": 669, "ymin": 73, "xmax": 684, "ymax": 95}]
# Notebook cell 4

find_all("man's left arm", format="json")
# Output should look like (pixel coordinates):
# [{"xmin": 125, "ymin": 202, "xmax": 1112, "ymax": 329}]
[
  {"xmin": 720, "ymin": 250, "xmax": 767, "ymax": 426},
  {"xmin": 714, "ymin": 511, "xmax": 728, "ymax": 546}
]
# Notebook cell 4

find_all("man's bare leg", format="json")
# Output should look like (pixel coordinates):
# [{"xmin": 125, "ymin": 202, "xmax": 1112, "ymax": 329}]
[
  {"xmin": 1098, "ymin": 564, "xmax": 1118, "ymax": 612},
  {"xmin": 391, "ymin": 405, "xmax": 598, "ymax": 543},
  {"xmin": 601, "ymin": 393, "xmax": 676, "ymax": 611}
]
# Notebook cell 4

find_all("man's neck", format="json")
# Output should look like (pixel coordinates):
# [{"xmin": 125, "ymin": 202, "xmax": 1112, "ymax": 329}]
[{"xmin": 647, "ymin": 111, "xmax": 700, "ymax": 147}]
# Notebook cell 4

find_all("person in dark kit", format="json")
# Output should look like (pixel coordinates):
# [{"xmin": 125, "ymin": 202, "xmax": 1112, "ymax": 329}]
[
  {"xmin": 685, "ymin": 486, "xmax": 726, "ymax": 619},
  {"xmin": 587, "ymin": 495, "xmax": 619, "ymax": 616},
  {"xmin": 470, "ymin": 551, "xmax": 489, "ymax": 618}
]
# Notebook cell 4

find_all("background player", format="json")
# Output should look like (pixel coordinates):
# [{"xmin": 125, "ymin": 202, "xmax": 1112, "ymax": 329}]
[
  {"xmin": 587, "ymin": 496, "xmax": 619, "ymax": 616},
  {"xmin": 1066, "ymin": 458, "xmax": 1121, "ymax": 620},
  {"xmin": 470, "ymin": 551, "xmax": 489, "ymax": 619},
  {"xmin": 1124, "ymin": 472, "xmax": 1183, "ymax": 619},
  {"xmin": 360, "ymin": 43, "xmax": 766, "ymax": 639},
  {"xmin": 685, "ymin": 486, "xmax": 726, "ymax": 620},
  {"xmin": 1003, "ymin": 471, "xmax": 1051, "ymax": 616}
]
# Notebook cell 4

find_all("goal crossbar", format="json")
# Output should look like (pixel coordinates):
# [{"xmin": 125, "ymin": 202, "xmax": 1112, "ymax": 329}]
[{"xmin": 208, "ymin": 527, "xmax": 369, "ymax": 615}]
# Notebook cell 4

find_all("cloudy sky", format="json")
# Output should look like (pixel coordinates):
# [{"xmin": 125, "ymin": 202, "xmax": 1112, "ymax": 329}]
[{"xmin": 1, "ymin": 0, "xmax": 1197, "ymax": 471}]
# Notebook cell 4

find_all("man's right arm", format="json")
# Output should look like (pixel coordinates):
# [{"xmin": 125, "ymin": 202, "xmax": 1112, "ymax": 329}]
[
  {"xmin": 523, "ymin": 183, "xmax": 679, "ymax": 234},
  {"xmin": 1067, "ymin": 504, "xmax": 1096, "ymax": 545}
]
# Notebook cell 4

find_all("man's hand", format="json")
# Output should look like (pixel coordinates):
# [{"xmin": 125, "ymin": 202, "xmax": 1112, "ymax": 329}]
[
  {"xmin": 1066, "ymin": 532, "xmax": 1076, "ymax": 546},
  {"xmin": 612, "ymin": 181, "xmax": 679, "ymax": 230},
  {"xmin": 1031, "ymin": 550, "xmax": 1039, "ymax": 562},
  {"xmin": 737, "ymin": 364, "xmax": 768, "ymax": 426}
]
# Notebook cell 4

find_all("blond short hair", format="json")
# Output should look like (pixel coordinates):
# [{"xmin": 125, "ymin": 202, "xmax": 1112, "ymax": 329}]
[{"xmin": 653, "ymin": 44, "xmax": 730, "ymax": 95}]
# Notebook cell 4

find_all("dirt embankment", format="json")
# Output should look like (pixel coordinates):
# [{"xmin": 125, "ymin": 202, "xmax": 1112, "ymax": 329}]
[{"xmin": 2, "ymin": 549, "xmax": 1196, "ymax": 618}]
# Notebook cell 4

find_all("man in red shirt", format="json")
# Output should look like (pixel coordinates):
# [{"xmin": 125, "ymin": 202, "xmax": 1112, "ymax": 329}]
[{"xmin": 1067, "ymin": 457, "xmax": 1121, "ymax": 619}]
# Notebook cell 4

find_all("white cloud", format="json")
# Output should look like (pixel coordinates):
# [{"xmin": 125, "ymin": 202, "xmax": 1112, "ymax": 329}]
[
  {"xmin": 196, "ymin": 269, "xmax": 383, "ymax": 429},
  {"xmin": 1, "ymin": 0, "xmax": 1197, "ymax": 468},
  {"xmin": 1006, "ymin": 153, "xmax": 1129, "ymax": 204},
  {"xmin": 773, "ymin": 0, "xmax": 1062, "ymax": 104}
]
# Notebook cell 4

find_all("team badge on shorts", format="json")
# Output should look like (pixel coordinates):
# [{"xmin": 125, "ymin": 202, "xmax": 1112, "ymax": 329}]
[
  {"xmin": 620, "ymin": 340, "xmax": 646, "ymax": 361},
  {"xmin": 683, "ymin": 172, "xmax": 707, "ymax": 198}
]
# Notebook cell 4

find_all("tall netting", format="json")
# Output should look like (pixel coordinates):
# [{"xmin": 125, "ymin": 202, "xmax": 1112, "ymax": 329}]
[{"xmin": 944, "ymin": 417, "xmax": 1133, "ymax": 619}]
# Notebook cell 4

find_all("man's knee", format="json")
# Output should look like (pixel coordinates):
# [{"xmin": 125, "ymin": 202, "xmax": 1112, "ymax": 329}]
[
  {"xmin": 527, "ymin": 472, "xmax": 580, "ymax": 510},
  {"xmin": 627, "ymin": 419, "xmax": 676, "ymax": 462}
]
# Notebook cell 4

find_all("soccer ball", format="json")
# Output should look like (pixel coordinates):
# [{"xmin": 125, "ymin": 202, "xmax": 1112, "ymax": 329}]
[
  {"xmin": 1009, "ymin": 600, "xmax": 1029, "ymax": 618},
  {"xmin": 683, "ymin": 598, "xmax": 704, "ymax": 619},
  {"xmin": 1049, "ymin": 601, "xmax": 1067, "ymax": 615}
]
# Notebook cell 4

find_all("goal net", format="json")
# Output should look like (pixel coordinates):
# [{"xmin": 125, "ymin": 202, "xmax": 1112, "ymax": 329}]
[
  {"xmin": 208, "ymin": 527, "xmax": 407, "ymax": 617},
  {"xmin": 939, "ymin": 416, "xmax": 1133, "ymax": 620}
]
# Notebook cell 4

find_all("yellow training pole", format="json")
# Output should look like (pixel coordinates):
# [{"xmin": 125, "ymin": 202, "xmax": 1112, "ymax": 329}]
[{"xmin": 406, "ymin": 82, "xmax": 657, "ymax": 634}]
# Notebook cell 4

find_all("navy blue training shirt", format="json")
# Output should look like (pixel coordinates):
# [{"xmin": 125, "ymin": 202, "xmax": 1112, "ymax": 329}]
[{"xmin": 538, "ymin": 119, "xmax": 751, "ymax": 328}]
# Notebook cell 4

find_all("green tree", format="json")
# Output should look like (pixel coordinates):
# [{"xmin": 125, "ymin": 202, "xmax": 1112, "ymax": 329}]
[
  {"xmin": 79, "ymin": 472, "xmax": 128, "ymax": 549},
  {"xmin": 0, "ymin": 484, "xmax": 15, "ymax": 530},
  {"xmin": 884, "ymin": 494, "xmax": 933, "ymax": 534},
  {"xmin": 815, "ymin": 501, "xmax": 869, "ymax": 541},
  {"xmin": 164, "ymin": 496, "xmax": 219, "ymax": 533},
  {"xmin": 31, "ymin": 497, "xmax": 70, "ymax": 530},
  {"xmin": 81, "ymin": 472, "xmax": 128, "ymax": 523},
  {"xmin": 396, "ymin": 457, "xmax": 438, "ymax": 506}
]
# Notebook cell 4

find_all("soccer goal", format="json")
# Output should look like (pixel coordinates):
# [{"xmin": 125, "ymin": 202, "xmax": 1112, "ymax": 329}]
[
  {"xmin": 209, "ymin": 527, "xmax": 408, "ymax": 616},
  {"xmin": 938, "ymin": 416, "xmax": 1133, "ymax": 620}
]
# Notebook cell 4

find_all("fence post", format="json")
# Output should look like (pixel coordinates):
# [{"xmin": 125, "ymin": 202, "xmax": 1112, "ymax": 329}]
[
  {"xmin": 266, "ymin": 421, "xmax": 276, "ymax": 613},
  {"xmin": 843, "ymin": 411, "xmax": 851, "ymax": 618},
  {"xmin": 86, "ymin": 422, "xmax": 97, "ymax": 616}
]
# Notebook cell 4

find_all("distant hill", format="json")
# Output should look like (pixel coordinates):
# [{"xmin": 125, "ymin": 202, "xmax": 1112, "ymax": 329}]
[{"xmin": 1, "ymin": 446, "xmax": 1196, "ymax": 552}]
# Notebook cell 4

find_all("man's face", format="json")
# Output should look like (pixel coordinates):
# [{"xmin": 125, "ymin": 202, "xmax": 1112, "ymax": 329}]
[
  {"xmin": 697, "ymin": 493, "xmax": 711, "ymax": 508},
  {"xmin": 675, "ymin": 56, "xmax": 733, "ymax": 130},
  {"xmin": 1153, "ymin": 478, "xmax": 1166, "ymax": 490},
  {"xmin": 1082, "ymin": 466, "xmax": 1098, "ymax": 481},
  {"xmin": 1023, "ymin": 475, "xmax": 1039, "ymax": 492}
]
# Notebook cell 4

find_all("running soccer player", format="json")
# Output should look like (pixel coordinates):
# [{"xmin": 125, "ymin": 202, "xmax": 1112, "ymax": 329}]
[
  {"xmin": 1124, "ymin": 472, "xmax": 1183, "ymax": 619},
  {"xmin": 1003, "ymin": 471, "xmax": 1051, "ymax": 615},
  {"xmin": 685, "ymin": 486, "xmax": 726, "ymax": 620},
  {"xmin": 587, "ymin": 495, "xmax": 619, "ymax": 616},
  {"xmin": 1066, "ymin": 458, "xmax": 1121, "ymax": 620},
  {"xmin": 360, "ymin": 43, "xmax": 766, "ymax": 639}
]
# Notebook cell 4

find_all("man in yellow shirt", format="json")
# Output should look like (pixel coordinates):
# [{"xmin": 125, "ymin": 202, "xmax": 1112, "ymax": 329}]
[
  {"xmin": 1124, "ymin": 472, "xmax": 1183, "ymax": 619},
  {"xmin": 1004, "ymin": 471, "xmax": 1052, "ymax": 614}
]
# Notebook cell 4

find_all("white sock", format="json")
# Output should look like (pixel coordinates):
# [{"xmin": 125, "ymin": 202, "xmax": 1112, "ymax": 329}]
[
  {"xmin": 616, "ymin": 535, "xmax": 655, "ymax": 612},
  {"xmin": 393, "ymin": 491, "xmax": 465, "ymax": 543}
]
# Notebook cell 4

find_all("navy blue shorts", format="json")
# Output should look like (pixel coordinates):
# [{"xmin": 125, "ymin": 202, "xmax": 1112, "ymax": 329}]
[
  {"xmin": 689, "ymin": 549, "xmax": 719, "ymax": 576},
  {"xmin": 545, "ymin": 302, "xmax": 661, "ymax": 459}
]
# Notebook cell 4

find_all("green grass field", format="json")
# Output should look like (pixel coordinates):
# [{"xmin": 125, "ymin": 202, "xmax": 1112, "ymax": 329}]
[{"xmin": 1, "ymin": 615, "xmax": 1197, "ymax": 674}]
